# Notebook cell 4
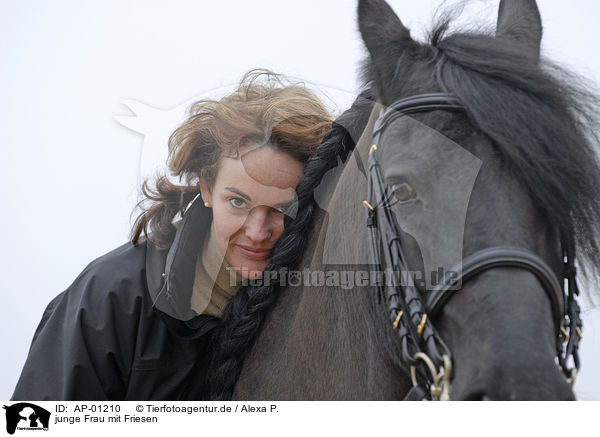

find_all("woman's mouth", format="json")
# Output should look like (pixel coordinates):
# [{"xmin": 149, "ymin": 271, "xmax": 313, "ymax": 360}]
[{"xmin": 236, "ymin": 244, "xmax": 272, "ymax": 260}]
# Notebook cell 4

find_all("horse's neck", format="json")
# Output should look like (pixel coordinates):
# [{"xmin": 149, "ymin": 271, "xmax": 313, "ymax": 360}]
[
  {"xmin": 234, "ymin": 161, "xmax": 410, "ymax": 400},
  {"xmin": 235, "ymin": 230, "xmax": 406, "ymax": 399}
]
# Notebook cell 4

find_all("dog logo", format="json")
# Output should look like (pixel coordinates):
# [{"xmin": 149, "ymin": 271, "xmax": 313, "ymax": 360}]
[{"xmin": 3, "ymin": 403, "xmax": 50, "ymax": 434}]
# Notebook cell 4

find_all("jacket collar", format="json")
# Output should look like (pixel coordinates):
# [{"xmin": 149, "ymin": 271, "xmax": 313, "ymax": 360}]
[{"xmin": 145, "ymin": 194, "xmax": 219, "ymax": 337}]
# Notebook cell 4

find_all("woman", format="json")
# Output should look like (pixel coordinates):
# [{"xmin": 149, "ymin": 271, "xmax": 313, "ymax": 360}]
[{"xmin": 11, "ymin": 70, "xmax": 332, "ymax": 400}]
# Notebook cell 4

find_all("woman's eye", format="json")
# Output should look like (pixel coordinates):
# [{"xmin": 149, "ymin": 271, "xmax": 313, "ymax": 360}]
[
  {"xmin": 229, "ymin": 197, "xmax": 247, "ymax": 209},
  {"xmin": 391, "ymin": 183, "xmax": 416, "ymax": 202}
]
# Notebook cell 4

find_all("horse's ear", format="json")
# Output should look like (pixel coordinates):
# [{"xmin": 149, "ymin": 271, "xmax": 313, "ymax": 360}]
[
  {"xmin": 496, "ymin": 0, "xmax": 542, "ymax": 59},
  {"xmin": 358, "ymin": 0, "xmax": 412, "ymax": 65}
]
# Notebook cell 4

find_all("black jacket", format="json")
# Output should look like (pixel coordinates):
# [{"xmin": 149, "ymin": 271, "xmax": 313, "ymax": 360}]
[{"xmin": 11, "ymin": 196, "xmax": 219, "ymax": 400}]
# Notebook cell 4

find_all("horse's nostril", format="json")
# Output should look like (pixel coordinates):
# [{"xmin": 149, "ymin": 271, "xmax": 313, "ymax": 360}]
[{"xmin": 459, "ymin": 378, "xmax": 575, "ymax": 400}]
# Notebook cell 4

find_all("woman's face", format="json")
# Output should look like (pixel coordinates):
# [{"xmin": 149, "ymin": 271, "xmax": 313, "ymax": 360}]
[{"xmin": 198, "ymin": 144, "xmax": 304, "ymax": 279}]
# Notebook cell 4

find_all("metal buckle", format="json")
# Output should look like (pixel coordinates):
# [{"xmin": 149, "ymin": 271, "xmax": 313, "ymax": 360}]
[{"xmin": 410, "ymin": 353, "xmax": 452, "ymax": 401}]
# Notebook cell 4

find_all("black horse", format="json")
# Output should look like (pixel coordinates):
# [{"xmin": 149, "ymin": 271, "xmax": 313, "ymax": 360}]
[{"xmin": 205, "ymin": 0, "xmax": 600, "ymax": 400}]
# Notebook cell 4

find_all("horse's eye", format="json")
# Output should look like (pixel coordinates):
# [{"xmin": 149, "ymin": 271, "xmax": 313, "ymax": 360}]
[{"xmin": 391, "ymin": 183, "xmax": 416, "ymax": 202}]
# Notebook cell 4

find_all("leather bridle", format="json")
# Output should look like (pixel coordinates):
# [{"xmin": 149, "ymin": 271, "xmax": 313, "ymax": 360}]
[{"xmin": 363, "ymin": 93, "xmax": 582, "ymax": 400}]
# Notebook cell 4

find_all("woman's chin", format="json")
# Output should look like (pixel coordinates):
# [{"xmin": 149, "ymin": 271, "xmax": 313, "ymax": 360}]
[{"xmin": 230, "ymin": 260, "xmax": 270, "ymax": 280}]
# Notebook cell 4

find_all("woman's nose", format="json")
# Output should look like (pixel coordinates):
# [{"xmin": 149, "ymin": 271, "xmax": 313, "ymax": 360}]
[{"xmin": 243, "ymin": 208, "xmax": 273, "ymax": 242}]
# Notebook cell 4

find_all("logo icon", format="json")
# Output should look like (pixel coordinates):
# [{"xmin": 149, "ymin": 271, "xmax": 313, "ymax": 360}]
[{"xmin": 3, "ymin": 403, "xmax": 50, "ymax": 435}]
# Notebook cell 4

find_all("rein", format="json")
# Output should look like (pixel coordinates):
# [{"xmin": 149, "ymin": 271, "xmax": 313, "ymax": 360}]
[{"xmin": 363, "ymin": 93, "xmax": 582, "ymax": 400}]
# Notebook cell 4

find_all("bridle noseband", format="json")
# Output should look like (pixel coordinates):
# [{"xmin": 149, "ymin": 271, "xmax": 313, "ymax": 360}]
[{"xmin": 364, "ymin": 93, "xmax": 582, "ymax": 400}]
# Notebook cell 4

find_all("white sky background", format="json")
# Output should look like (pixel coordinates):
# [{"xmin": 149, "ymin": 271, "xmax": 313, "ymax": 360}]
[{"xmin": 1, "ymin": 0, "xmax": 599, "ymax": 400}]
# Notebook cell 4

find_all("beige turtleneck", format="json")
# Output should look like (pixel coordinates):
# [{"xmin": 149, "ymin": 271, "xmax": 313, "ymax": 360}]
[{"xmin": 190, "ymin": 222, "xmax": 243, "ymax": 317}]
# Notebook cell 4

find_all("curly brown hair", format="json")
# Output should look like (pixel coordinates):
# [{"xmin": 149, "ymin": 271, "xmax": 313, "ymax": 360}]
[{"xmin": 131, "ymin": 70, "xmax": 333, "ymax": 248}]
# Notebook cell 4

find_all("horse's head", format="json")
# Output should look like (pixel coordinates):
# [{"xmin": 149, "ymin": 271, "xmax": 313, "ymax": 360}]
[{"xmin": 356, "ymin": 0, "xmax": 600, "ymax": 400}]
